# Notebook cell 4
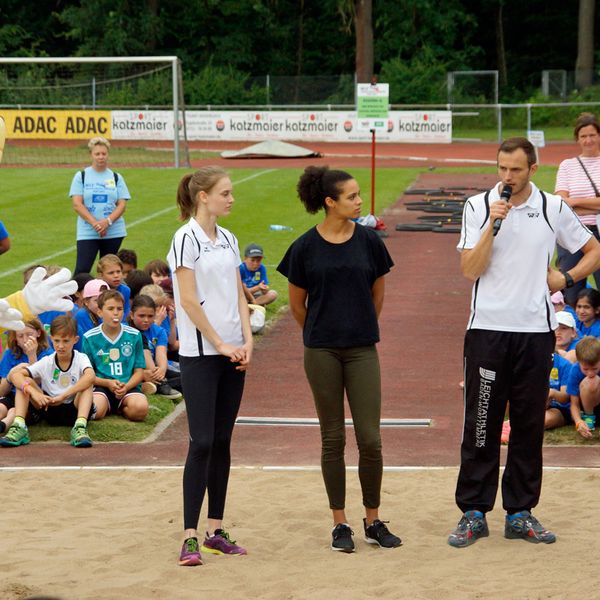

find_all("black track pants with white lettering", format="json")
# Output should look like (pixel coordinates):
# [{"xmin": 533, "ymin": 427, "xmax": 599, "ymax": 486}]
[{"xmin": 455, "ymin": 329, "xmax": 554, "ymax": 514}]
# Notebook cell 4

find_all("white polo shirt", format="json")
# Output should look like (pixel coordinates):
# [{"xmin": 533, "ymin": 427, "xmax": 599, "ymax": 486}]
[
  {"xmin": 167, "ymin": 218, "xmax": 243, "ymax": 356},
  {"xmin": 457, "ymin": 182, "xmax": 592, "ymax": 332},
  {"xmin": 26, "ymin": 350, "xmax": 93, "ymax": 403}
]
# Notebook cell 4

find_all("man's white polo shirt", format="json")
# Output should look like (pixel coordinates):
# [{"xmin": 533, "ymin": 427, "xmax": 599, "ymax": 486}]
[
  {"xmin": 168, "ymin": 219, "xmax": 243, "ymax": 356},
  {"xmin": 457, "ymin": 182, "xmax": 591, "ymax": 333}
]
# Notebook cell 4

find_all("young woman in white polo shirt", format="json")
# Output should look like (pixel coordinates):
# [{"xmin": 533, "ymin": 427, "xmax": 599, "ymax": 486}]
[{"xmin": 167, "ymin": 167, "xmax": 252, "ymax": 566}]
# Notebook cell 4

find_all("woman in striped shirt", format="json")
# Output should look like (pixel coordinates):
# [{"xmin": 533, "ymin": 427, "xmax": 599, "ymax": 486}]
[{"xmin": 556, "ymin": 112, "xmax": 600, "ymax": 305}]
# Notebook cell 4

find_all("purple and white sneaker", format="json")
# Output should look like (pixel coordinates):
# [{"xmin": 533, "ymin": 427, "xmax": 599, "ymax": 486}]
[
  {"xmin": 179, "ymin": 537, "xmax": 203, "ymax": 566},
  {"xmin": 201, "ymin": 529, "xmax": 247, "ymax": 555}
]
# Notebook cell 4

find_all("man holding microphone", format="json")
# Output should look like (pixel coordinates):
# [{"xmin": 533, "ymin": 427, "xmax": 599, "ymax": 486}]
[{"xmin": 448, "ymin": 137, "xmax": 600, "ymax": 548}]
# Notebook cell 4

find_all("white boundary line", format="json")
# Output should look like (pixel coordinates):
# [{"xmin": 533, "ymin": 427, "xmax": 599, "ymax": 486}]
[
  {"xmin": 0, "ymin": 465, "xmax": 598, "ymax": 473},
  {"xmin": 0, "ymin": 169, "xmax": 276, "ymax": 280},
  {"xmin": 235, "ymin": 416, "xmax": 431, "ymax": 427}
]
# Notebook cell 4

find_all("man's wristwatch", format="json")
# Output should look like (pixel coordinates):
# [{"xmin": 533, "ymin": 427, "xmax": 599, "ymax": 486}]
[{"xmin": 561, "ymin": 270, "xmax": 574, "ymax": 288}]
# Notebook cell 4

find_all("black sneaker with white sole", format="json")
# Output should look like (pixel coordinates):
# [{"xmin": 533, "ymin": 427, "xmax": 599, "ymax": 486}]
[
  {"xmin": 331, "ymin": 523, "xmax": 355, "ymax": 553},
  {"xmin": 157, "ymin": 381, "xmax": 182, "ymax": 400},
  {"xmin": 363, "ymin": 519, "xmax": 402, "ymax": 548}
]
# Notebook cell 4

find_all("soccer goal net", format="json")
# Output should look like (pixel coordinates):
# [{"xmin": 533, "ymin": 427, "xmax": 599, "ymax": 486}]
[{"xmin": 0, "ymin": 56, "xmax": 189, "ymax": 168}]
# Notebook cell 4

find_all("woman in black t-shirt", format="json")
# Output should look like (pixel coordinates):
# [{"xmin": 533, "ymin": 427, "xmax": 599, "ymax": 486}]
[{"xmin": 277, "ymin": 165, "xmax": 402, "ymax": 553}]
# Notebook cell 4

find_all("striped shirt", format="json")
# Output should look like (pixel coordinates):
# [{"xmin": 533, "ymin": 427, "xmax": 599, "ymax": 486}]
[{"xmin": 555, "ymin": 156, "xmax": 600, "ymax": 226}]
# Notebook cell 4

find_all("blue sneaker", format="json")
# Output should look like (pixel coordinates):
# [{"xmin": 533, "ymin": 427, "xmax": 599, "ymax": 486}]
[
  {"xmin": 448, "ymin": 510, "xmax": 489, "ymax": 547},
  {"xmin": 504, "ymin": 511, "xmax": 556, "ymax": 544}
]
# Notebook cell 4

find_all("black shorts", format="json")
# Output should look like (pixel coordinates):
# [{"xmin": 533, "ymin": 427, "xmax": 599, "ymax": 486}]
[
  {"xmin": 0, "ymin": 393, "xmax": 15, "ymax": 410},
  {"xmin": 30, "ymin": 401, "xmax": 96, "ymax": 426},
  {"xmin": 93, "ymin": 385, "xmax": 140, "ymax": 414},
  {"xmin": 548, "ymin": 404, "xmax": 573, "ymax": 425}
]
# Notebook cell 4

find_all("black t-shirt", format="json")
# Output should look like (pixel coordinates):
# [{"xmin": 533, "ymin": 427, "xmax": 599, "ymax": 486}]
[{"xmin": 277, "ymin": 224, "xmax": 394, "ymax": 348}]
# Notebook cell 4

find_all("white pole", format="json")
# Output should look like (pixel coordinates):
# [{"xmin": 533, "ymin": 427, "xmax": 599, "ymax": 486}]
[{"xmin": 172, "ymin": 58, "xmax": 179, "ymax": 168}]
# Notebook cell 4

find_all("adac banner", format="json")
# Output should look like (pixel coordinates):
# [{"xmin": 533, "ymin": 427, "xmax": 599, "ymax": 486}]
[
  {"xmin": 0, "ymin": 110, "xmax": 111, "ymax": 139},
  {"xmin": 0, "ymin": 109, "xmax": 452, "ymax": 143}
]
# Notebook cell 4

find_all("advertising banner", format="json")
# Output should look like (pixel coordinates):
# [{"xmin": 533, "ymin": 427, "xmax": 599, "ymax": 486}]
[
  {"xmin": 0, "ymin": 109, "xmax": 452, "ymax": 143},
  {"xmin": 0, "ymin": 109, "xmax": 111, "ymax": 139},
  {"xmin": 184, "ymin": 110, "xmax": 452, "ymax": 143}
]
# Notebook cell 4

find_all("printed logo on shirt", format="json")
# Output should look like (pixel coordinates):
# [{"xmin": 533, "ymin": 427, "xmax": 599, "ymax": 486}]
[
  {"xmin": 550, "ymin": 367, "xmax": 559, "ymax": 385},
  {"xmin": 96, "ymin": 349, "xmax": 110, "ymax": 365},
  {"xmin": 105, "ymin": 178, "xmax": 116, "ymax": 189},
  {"xmin": 109, "ymin": 348, "xmax": 120, "ymax": 361},
  {"xmin": 527, "ymin": 212, "xmax": 540, "ymax": 218},
  {"xmin": 121, "ymin": 342, "xmax": 133, "ymax": 357},
  {"xmin": 59, "ymin": 373, "xmax": 72, "ymax": 388}
]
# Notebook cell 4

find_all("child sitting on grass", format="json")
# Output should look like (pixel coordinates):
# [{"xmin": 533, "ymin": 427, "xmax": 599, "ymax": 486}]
[
  {"xmin": 97, "ymin": 254, "xmax": 131, "ymax": 319},
  {"xmin": 129, "ymin": 294, "xmax": 181, "ymax": 399},
  {"xmin": 567, "ymin": 336, "xmax": 600, "ymax": 439},
  {"xmin": 554, "ymin": 311, "xmax": 579, "ymax": 363},
  {"xmin": 240, "ymin": 243, "xmax": 278, "ymax": 307},
  {"xmin": 83, "ymin": 289, "xmax": 148, "ymax": 422},
  {"xmin": 117, "ymin": 248, "xmax": 138, "ymax": 278},
  {"xmin": 74, "ymin": 279, "xmax": 109, "ymax": 349},
  {"xmin": 0, "ymin": 318, "xmax": 53, "ymax": 434},
  {"xmin": 574, "ymin": 288, "xmax": 600, "ymax": 337},
  {"xmin": 144, "ymin": 258, "xmax": 171, "ymax": 286},
  {"xmin": 544, "ymin": 351, "xmax": 574, "ymax": 430},
  {"xmin": 0, "ymin": 315, "xmax": 95, "ymax": 448}
]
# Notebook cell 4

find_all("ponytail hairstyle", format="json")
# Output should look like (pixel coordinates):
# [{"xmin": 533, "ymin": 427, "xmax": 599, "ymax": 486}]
[
  {"xmin": 176, "ymin": 166, "xmax": 229, "ymax": 220},
  {"xmin": 296, "ymin": 166, "xmax": 354, "ymax": 214}
]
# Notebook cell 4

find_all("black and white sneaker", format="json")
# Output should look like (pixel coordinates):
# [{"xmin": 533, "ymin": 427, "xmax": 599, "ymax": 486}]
[
  {"xmin": 331, "ymin": 523, "xmax": 355, "ymax": 553},
  {"xmin": 363, "ymin": 519, "xmax": 402, "ymax": 548},
  {"xmin": 157, "ymin": 381, "xmax": 182, "ymax": 400}
]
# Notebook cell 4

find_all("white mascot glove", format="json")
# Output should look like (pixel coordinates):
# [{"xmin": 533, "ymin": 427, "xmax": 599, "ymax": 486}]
[
  {"xmin": 0, "ymin": 298, "xmax": 24, "ymax": 331},
  {"xmin": 23, "ymin": 267, "xmax": 77, "ymax": 315}
]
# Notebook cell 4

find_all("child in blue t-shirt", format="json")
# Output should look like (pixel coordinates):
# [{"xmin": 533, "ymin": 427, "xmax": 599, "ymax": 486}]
[
  {"xmin": 554, "ymin": 311, "xmax": 579, "ymax": 363},
  {"xmin": 74, "ymin": 279, "xmax": 109, "ymax": 350},
  {"xmin": 544, "ymin": 352, "xmax": 574, "ymax": 430},
  {"xmin": 239, "ymin": 243, "xmax": 278, "ymax": 306},
  {"xmin": 129, "ymin": 294, "xmax": 181, "ymax": 399},
  {"xmin": 574, "ymin": 288, "xmax": 600, "ymax": 337},
  {"xmin": 566, "ymin": 336, "xmax": 600, "ymax": 439},
  {"xmin": 0, "ymin": 318, "xmax": 53, "ymax": 433},
  {"xmin": 97, "ymin": 254, "xmax": 131, "ymax": 319}
]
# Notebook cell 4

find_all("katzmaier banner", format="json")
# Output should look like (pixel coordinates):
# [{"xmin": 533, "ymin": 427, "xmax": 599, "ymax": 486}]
[{"xmin": 111, "ymin": 110, "xmax": 451, "ymax": 143}]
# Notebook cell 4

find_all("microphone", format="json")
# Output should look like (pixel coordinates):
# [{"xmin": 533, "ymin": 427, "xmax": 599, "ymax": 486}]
[{"xmin": 492, "ymin": 184, "xmax": 513, "ymax": 237}]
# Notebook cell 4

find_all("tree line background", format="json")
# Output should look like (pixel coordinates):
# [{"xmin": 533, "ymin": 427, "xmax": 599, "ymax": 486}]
[{"xmin": 0, "ymin": 0, "xmax": 598, "ymax": 106}]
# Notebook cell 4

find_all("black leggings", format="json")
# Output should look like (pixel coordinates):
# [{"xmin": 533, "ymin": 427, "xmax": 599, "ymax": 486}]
[
  {"xmin": 74, "ymin": 237, "xmax": 124, "ymax": 275},
  {"xmin": 180, "ymin": 355, "xmax": 245, "ymax": 530}
]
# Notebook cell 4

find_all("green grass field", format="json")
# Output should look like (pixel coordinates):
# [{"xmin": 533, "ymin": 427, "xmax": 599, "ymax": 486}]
[{"xmin": 2, "ymin": 161, "xmax": 585, "ymax": 445}]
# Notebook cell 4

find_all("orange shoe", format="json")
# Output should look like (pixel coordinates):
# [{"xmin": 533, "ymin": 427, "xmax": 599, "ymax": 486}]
[{"xmin": 501, "ymin": 420, "xmax": 511, "ymax": 444}]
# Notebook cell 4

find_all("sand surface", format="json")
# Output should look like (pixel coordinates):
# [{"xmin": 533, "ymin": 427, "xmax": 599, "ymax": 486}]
[{"xmin": 1, "ymin": 467, "xmax": 594, "ymax": 600}]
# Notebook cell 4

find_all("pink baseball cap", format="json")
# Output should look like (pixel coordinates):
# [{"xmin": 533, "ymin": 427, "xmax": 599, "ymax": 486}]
[
  {"xmin": 551, "ymin": 291, "xmax": 564, "ymax": 305},
  {"xmin": 82, "ymin": 279, "xmax": 109, "ymax": 299}
]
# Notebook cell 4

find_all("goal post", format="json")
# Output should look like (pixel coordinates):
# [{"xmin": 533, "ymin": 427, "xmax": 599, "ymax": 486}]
[{"xmin": 0, "ymin": 56, "xmax": 187, "ymax": 168}]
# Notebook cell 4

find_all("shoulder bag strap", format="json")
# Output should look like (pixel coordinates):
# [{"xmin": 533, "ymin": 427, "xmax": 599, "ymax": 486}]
[{"xmin": 576, "ymin": 157, "xmax": 600, "ymax": 197}]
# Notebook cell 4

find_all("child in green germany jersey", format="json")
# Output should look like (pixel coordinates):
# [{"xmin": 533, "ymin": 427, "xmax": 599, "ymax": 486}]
[{"xmin": 82, "ymin": 289, "xmax": 147, "ymax": 421}]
